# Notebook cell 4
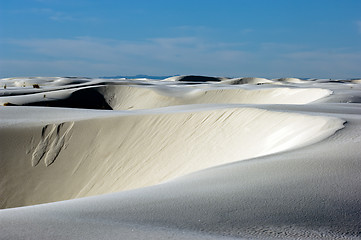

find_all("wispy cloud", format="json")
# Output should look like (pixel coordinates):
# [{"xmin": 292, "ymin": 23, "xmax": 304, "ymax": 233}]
[
  {"xmin": 48, "ymin": 11, "xmax": 75, "ymax": 21},
  {"xmin": 2, "ymin": 37, "xmax": 250, "ymax": 76},
  {"xmin": 9, "ymin": 7, "xmax": 96, "ymax": 22},
  {"xmin": 171, "ymin": 25, "xmax": 213, "ymax": 35},
  {"xmin": 2, "ymin": 37, "xmax": 361, "ymax": 78},
  {"xmin": 272, "ymin": 49, "xmax": 361, "ymax": 78}
]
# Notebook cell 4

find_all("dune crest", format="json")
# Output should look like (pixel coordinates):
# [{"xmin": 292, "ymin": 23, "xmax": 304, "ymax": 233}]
[{"xmin": 100, "ymin": 85, "xmax": 332, "ymax": 110}]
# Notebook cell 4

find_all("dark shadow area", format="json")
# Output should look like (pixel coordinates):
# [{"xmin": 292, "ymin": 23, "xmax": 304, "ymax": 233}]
[
  {"xmin": 23, "ymin": 88, "xmax": 112, "ymax": 110},
  {"xmin": 177, "ymin": 75, "xmax": 221, "ymax": 82}
]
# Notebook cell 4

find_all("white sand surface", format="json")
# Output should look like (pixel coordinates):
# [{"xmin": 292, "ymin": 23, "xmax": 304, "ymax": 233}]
[{"xmin": 0, "ymin": 76, "xmax": 360, "ymax": 239}]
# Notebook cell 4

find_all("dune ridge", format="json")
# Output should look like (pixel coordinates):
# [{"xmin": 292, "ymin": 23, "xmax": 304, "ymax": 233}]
[{"xmin": 100, "ymin": 85, "xmax": 332, "ymax": 110}]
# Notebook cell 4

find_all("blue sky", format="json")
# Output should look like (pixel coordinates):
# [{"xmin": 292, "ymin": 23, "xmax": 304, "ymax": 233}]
[{"xmin": 1, "ymin": 0, "xmax": 361, "ymax": 78}]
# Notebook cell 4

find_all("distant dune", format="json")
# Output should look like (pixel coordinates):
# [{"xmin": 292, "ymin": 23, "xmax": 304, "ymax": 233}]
[{"xmin": 0, "ymin": 76, "xmax": 360, "ymax": 239}]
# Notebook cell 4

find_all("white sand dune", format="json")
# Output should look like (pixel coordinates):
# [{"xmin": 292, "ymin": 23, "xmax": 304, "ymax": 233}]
[
  {"xmin": 273, "ymin": 77, "xmax": 308, "ymax": 84},
  {"xmin": 1, "ymin": 82, "xmax": 331, "ymax": 110},
  {"xmin": 100, "ymin": 85, "xmax": 332, "ymax": 110},
  {"xmin": 0, "ymin": 76, "xmax": 361, "ymax": 239},
  {"xmin": 220, "ymin": 77, "xmax": 273, "ymax": 85}
]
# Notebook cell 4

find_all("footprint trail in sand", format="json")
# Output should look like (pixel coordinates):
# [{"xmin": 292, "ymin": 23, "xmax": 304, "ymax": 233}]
[{"xmin": 32, "ymin": 122, "xmax": 74, "ymax": 167}]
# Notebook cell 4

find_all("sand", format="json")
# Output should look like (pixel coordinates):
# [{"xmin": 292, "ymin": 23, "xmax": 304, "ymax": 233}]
[{"xmin": 0, "ymin": 76, "xmax": 360, "ymax": 239}]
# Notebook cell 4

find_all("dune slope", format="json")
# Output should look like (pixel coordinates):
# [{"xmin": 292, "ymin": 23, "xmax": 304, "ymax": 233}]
[{"xmin": 0, "ymin": 106, "xmax": 344, "ymax": 209}]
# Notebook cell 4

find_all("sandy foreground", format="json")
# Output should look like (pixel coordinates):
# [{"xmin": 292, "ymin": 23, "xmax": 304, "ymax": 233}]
[{"xmin": 0, "ymin": 76, "xmax": 361, "ymax": 239}]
